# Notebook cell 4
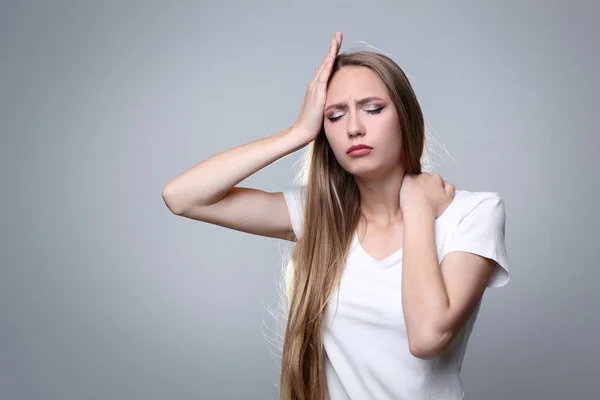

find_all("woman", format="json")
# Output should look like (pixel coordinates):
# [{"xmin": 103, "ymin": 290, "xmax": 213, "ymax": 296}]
[{"xmin": 162, "ymin": 32, "xmax": 510, "ymax": 400}]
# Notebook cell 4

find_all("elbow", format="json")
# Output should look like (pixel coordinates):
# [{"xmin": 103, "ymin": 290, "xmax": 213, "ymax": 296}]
[
  {"xmin": 162, "ymin": 185, "xmax": 186, "ymax": 215},
  {"xmin": 409, "ymin": 342, "xmax": 441, "ymax": 360},
  {"xmin": 408, "ymin": 330, "xmax": 451, "ymax": 360}
]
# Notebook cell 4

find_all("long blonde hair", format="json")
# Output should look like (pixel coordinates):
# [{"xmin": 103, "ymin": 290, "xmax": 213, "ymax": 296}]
[{"xmin": 278, "ymin": 51, "xmax": 427, "ymax": 400}]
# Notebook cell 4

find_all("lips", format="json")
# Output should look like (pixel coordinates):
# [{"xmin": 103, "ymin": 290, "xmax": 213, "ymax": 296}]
[{"xmin": 346, "ymin": 144, "xmax": 373, "ymax": 154}]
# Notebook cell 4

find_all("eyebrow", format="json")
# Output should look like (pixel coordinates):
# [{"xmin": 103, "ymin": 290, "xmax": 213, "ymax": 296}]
[{"xmin": 324, "ymin": 96, "xmax": 385, "ymax": 112}]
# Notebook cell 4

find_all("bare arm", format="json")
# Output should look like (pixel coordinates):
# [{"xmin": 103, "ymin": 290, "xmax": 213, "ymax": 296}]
[{"xmin": 161, "ymin": 128, "xmax": 306, "ymax": 240}]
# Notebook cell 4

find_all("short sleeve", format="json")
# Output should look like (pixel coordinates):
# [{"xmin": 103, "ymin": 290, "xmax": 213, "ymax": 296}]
[
  {"xmin": 444, "ymin": 193, "xmax": 510, "ymax": 288},
  {"xmin": 282, "ymin": 186, "xmax": 306, "ymax": 239}
]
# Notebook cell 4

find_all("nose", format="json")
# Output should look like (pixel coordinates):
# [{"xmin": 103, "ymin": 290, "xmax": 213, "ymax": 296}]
[{"xmin": 346, "ymin": 109, "xmax": 365, "ymax": 138}]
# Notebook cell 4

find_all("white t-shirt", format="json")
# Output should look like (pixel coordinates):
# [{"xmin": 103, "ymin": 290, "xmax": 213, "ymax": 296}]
[{"xmin": 282, "ymin": 187, "xmax": 510, "ymax": 400}]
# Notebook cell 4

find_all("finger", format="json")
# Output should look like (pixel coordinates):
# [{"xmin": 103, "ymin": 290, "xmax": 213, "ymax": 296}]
[
  {"xmin": 315, "ymin": 38, "xmax": 340, "ymax": 84},
  {"xmin": 318, "ymin": 55, "xmax": 335, "ymax": 84},
  {"xmin": 443, "ymin": 179, "xmax": 454, "ymax": 191},
  {"xmin": 313, "ymin": 38, "xmax": 336, "ymax": 81},
  {"xmin": 332, "ymin": 32, "xmax": 343, "ymax": 57},
  {"xmin": 335, "ymin": 31, "xmax": 343, "ymax": 48},
  {"xmin": 314, "ymin": 32, "xmax": 341, "ymax": 80},
  {"xmin": 326, "ymin": 31, "xmax": 342, "ymax": 60}
]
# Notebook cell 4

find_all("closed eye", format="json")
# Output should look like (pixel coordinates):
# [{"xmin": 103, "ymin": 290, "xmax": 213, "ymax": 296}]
[
  {"xmin": 365, "ymin": 106, "xmax": 384, "ymax": 115},
  {"xmin": 327, "ymin": 106, "xmax": 385, "ymax": 122}
]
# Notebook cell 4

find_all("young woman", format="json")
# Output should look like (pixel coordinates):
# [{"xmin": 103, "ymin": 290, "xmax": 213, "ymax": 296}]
[{"xmin": 162, "ymin": 32, "xmax": 510, "ymax": 400}]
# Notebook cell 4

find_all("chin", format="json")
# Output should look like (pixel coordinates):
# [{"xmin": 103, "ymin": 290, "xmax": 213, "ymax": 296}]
[
  {"xmin": 344, "ymin": 158, "xmax": 401, "ymax": 180},
  {"xmin": 344, "ymin": 163, "xmax": 385, "ymax": 179}
]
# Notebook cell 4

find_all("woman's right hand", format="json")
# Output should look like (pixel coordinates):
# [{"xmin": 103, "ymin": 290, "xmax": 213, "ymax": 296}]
[{"xmin": 292, "ymin": 32, "xmax": 343, "ymax": 144}]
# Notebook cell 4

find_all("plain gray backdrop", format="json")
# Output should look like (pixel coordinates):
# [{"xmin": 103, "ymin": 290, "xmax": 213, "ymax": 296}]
[{"xmin": 2, "ymin": 1, "xmax": 598, "ymax": 399}]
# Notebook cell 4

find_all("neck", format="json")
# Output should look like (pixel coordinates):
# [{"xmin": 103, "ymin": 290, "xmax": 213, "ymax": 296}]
[{"xmin": 354, "ymin": 164, "xmax": 406, "ymax": 226}]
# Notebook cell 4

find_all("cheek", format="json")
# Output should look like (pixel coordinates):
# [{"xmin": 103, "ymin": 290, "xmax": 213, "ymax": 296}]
[
  {"xmin": 370, "ymin": 120, "xmax": 403, "ymax": 161},
  {"xmin": 324, "ymin": 126, "xmax": 346, "ymax": 152},
  {"xmin": 370, "ymin": 117, "xmax": 401, "ymax": 146}
]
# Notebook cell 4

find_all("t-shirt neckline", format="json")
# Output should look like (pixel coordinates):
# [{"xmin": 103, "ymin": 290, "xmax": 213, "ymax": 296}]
[
  {"xmin": 350, "ymin": 193, "xmax": 461, "ymax": 268},
  {"xmin": 352, "ymin": 231, "xmax": 403, "ymax": 267}
]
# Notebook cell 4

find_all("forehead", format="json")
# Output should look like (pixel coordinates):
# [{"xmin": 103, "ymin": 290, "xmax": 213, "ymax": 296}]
[{"xmin": 326, "ymin": 66, "xmax": 389, "ymax": 103}]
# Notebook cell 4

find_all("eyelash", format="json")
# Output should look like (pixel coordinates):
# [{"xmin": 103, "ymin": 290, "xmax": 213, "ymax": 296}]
[{"xmin": 327, "ymin": 106, "xmax": 384, "ymax": 122}]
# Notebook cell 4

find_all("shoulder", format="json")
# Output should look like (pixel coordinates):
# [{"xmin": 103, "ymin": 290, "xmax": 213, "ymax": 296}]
[
  {"xmin": 282, "ymin": 185, "xmax": 306, "ymax": 201},
  {"xmin": 453, "ymin": 189, "xmax": 504, "ymax": 208},
  {"xmin": 436, "ymin": 188, "xmax": 507, "ymax": 241},
  {"xmin": 282, "ymin": 185, "xmax": 307, "ymax": 216},
  {"xmin": 444, "ymin": 189, "xmax": 505, "ymax": 223},
  {"xmin": 282, "ymin": 186, "xmax": 307, "ymax": 238},
  {"xmin": 441, "ymin": 188, "xmax": 510, "ymax": 287}
]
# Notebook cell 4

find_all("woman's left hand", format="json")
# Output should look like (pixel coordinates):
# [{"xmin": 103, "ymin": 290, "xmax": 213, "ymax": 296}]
[{"xmin": 400, "ymin": 173, "xmax": 456, "ymax": 218}]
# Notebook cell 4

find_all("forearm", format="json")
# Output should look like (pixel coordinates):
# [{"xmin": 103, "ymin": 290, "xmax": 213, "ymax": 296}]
[
  {"xmin": 162, "ymin": 127, "xmax": 306, "ymax": 213},
  {"xmin": 401, "ymin": 207, "xmax": 450, "ymax": 344}
]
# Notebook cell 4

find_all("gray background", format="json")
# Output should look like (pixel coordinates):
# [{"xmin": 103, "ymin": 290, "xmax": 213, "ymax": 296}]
[{"xmin": 2, "ymin": 1, "xmax": 598, "ymax": 399}]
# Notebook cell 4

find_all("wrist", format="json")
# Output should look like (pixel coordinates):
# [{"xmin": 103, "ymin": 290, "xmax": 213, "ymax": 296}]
[
  {"xmin": 277, "ymin": 126, "xmax": 310, "ymax": 152},
  {"xmin": 402, "ymin": 200, "xmax": 435, "ymax": 221}
]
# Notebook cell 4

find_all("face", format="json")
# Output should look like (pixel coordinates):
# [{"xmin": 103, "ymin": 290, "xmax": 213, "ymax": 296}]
[{"xmin": 323, "ymin": 66, "xmax": 402, "ymax": 178}]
